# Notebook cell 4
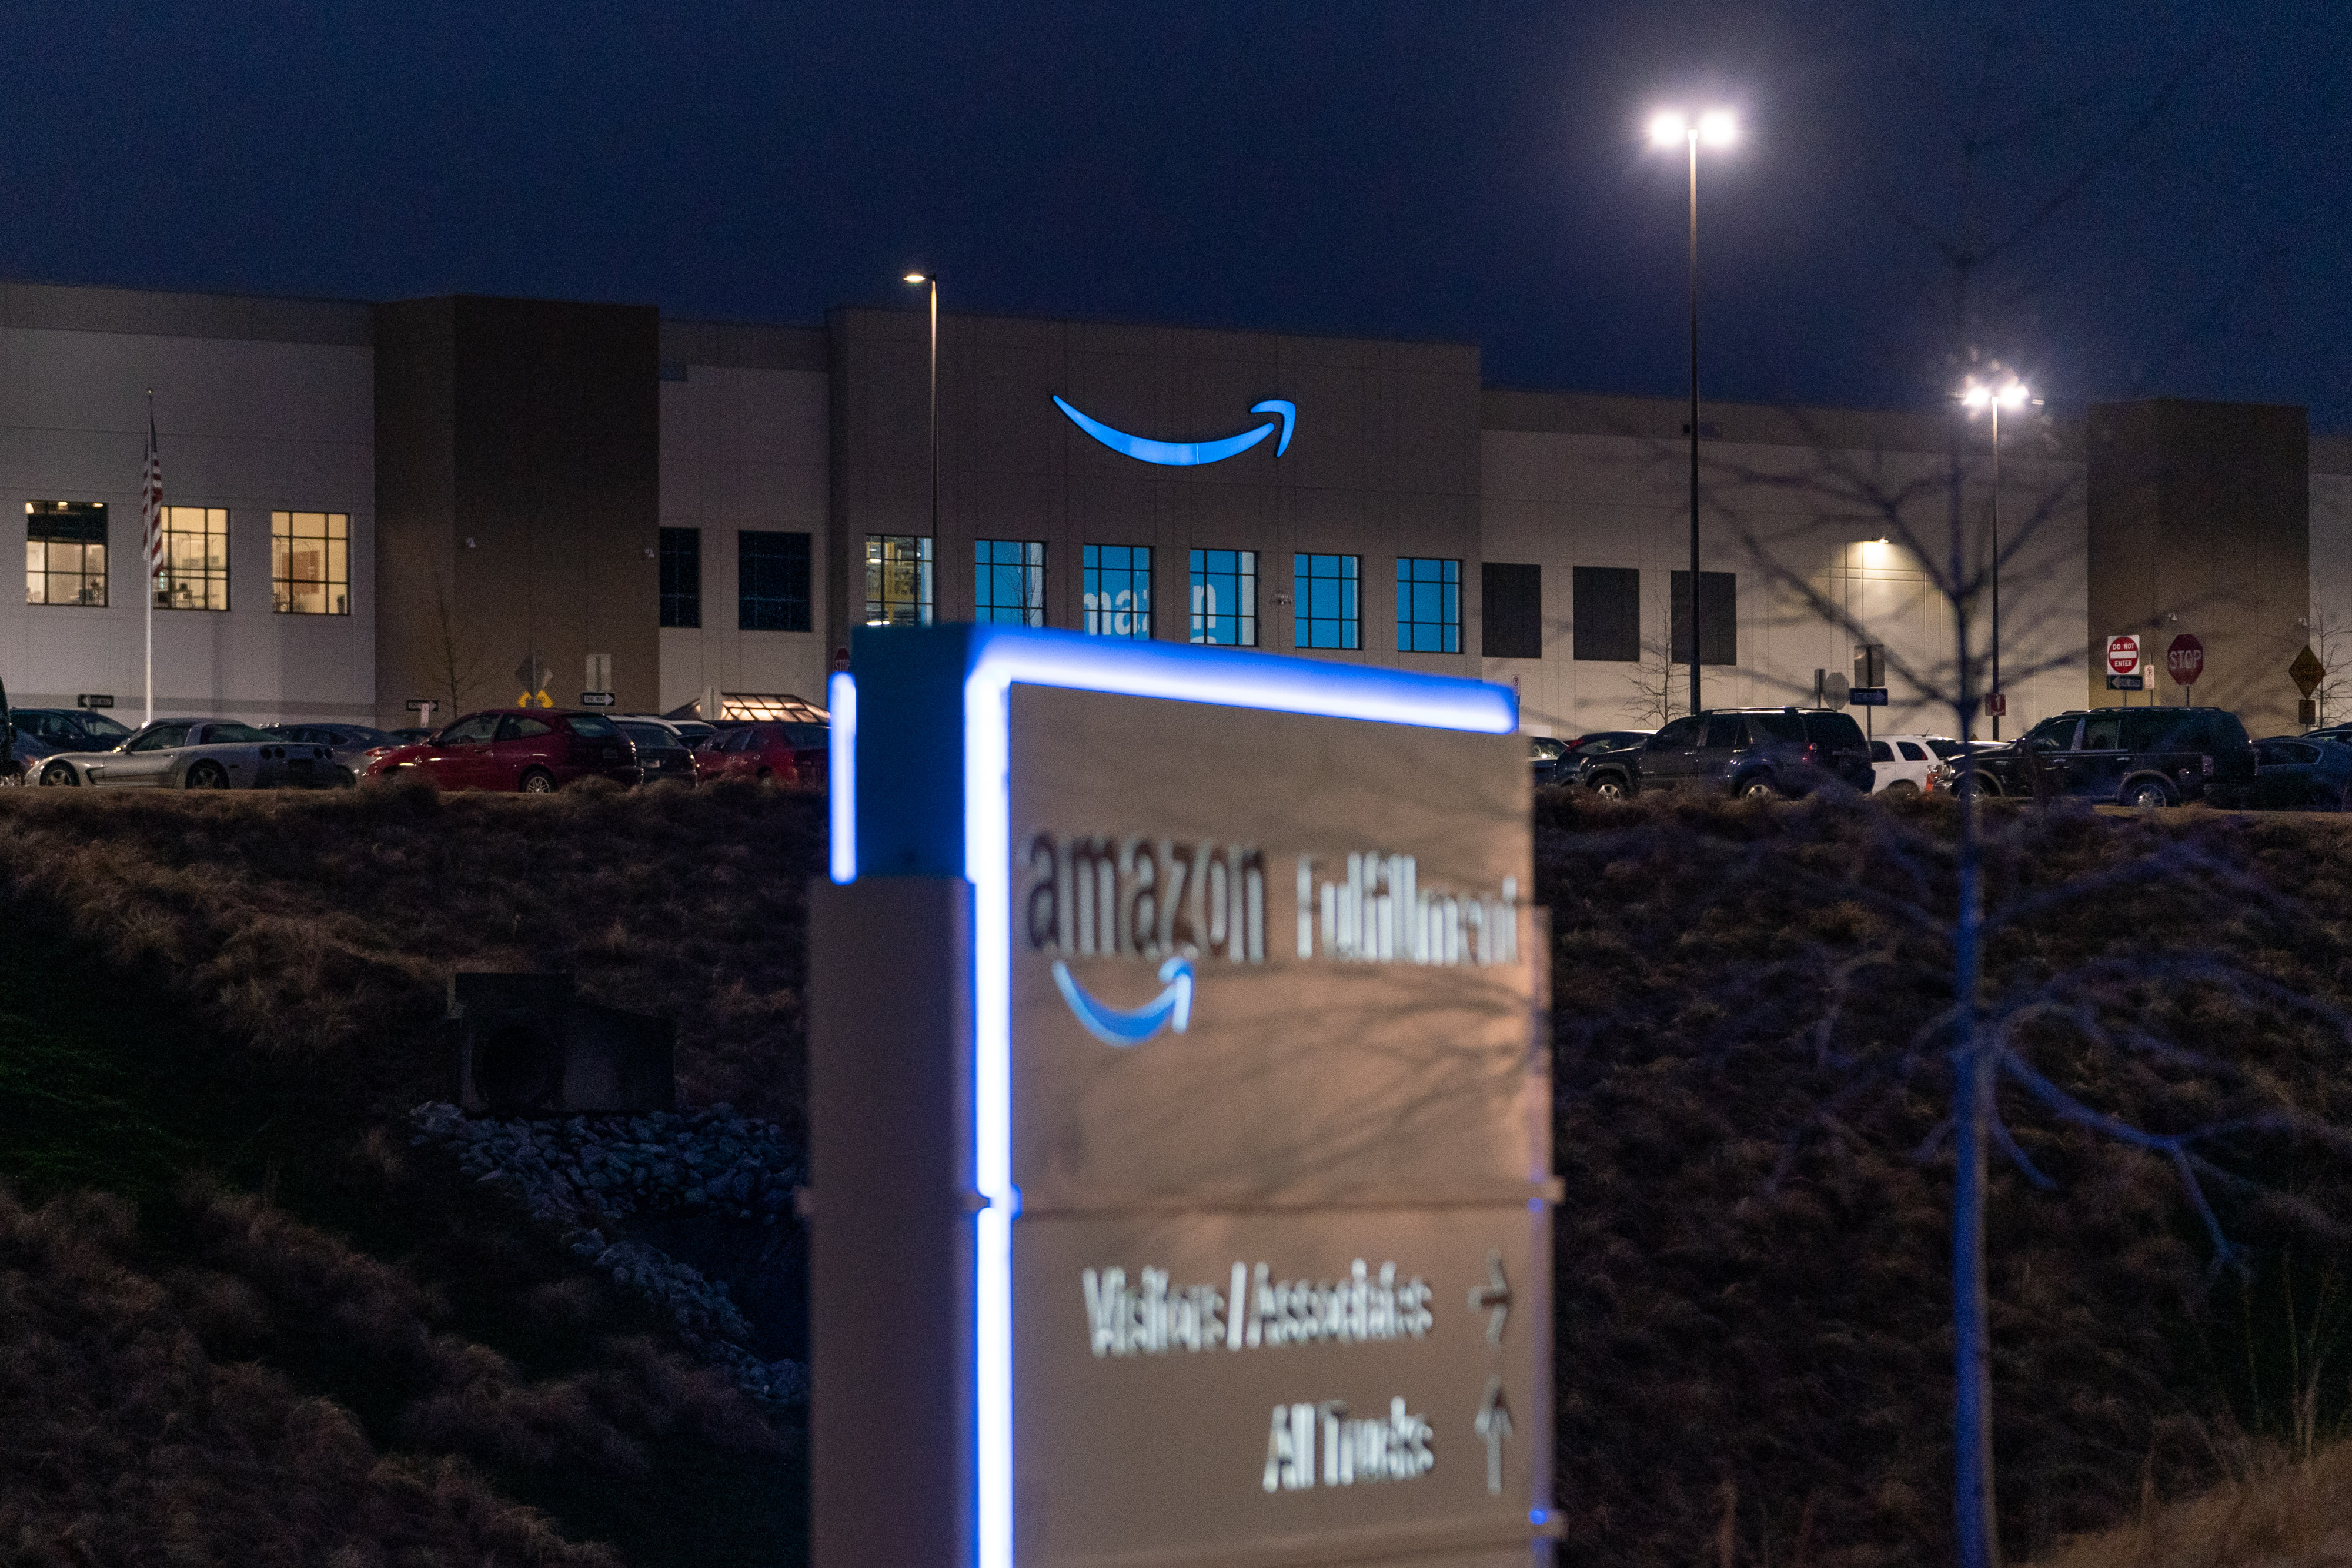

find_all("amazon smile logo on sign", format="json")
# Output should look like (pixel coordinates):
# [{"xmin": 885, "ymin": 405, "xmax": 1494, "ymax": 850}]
[{"xmin": 1054, "ymin": 395, "xmax": 1296, "ymax": 465}]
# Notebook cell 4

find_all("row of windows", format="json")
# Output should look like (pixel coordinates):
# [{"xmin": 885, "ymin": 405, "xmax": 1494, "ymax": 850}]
[
  {"xmin": 1501, "ymin": 564, "xmax": 1736, "ymax": 666},
  {"xmin": 660, "ymin": 528, "xmax": 814, "ymax": 631},
  {"xmin": 656, "ymin": 526, "xmax": 1738, "ymax": 665},
  {"xmin": 858, "ymin": 537, "xmax": 1458, "ymax": 653},
  {"xmin": 24, "ymin": 501, "xmax": 350, "ymax": 614}
]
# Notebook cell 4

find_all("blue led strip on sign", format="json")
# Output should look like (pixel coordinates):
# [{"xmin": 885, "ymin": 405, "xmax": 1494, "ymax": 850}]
[
  {"xmin": 826, "ymin": 671, "xmax": 857, "ymax": 884},
  {"xmin": 833, "ymin": 624, "xmax": 1516, "ymax": 1568},
  {"xmin": 1053, "ymin": 394, "xmax": 1297, "ymax": 464}
]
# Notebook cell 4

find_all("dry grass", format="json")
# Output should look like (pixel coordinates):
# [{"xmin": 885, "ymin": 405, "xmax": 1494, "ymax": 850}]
[
  {"xmin": 0, "ymin": 1183, "xmax": 626, "ymax": 1567},
  {"xmin": 1539, "ymin": 791, "xmax": 2352, "ymax": 1568},
  {"xmin": 2031, "ymin": 1438, "xmax": 2352, "ymax": 1568},
  {"xmin": 0, "ymin": 777, "xmax": 823, "ymax": 1125}
]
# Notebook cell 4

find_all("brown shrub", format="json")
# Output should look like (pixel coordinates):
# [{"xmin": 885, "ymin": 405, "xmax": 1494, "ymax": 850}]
[
  {"xmin": 0, "ymin": 784, "xmax": 823, "ymax": 1122},
  {"xmin": 0, "ymin": 1183, "xmax": 623, "ymax": 1567}
]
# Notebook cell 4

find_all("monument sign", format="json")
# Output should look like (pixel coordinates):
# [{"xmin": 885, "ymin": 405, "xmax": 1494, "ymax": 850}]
[{"xmin": 811, "ymin": 624, "xmax": 1556, "ymax": 1568}]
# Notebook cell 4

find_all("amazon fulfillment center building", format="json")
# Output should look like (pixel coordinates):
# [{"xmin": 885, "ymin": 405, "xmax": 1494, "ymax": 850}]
[{"xmin": 0, "ymin": 277, "xmax": 2346, "ymax": 739}]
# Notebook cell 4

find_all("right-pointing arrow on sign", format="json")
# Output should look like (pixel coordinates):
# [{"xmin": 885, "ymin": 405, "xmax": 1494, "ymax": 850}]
[{"xmin": 1469, "ymin": 1250, "xmax": 1511, "ymax": 1345}]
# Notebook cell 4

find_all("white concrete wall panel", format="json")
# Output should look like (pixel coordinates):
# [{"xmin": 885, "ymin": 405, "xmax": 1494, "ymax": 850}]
[
  {"xmin": 0, "ymin": 325, "xmax": 373, "ymax": 721},
  {"xmin": 657, "ymin": 366, "xmax": 831, "ymax": 713},
  {"xmin": 1480, "ymin": 424, "xmax": 2088, "ymax": 743}
]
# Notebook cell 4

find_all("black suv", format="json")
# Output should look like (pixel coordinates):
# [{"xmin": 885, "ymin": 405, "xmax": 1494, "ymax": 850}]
[
  {"xmin": 1962, "ymin": 706, "xmax": 2256, "ymax": 806},
  {"xmin": 1575, "ymin": 708, "xmax": 1875, "ymax": 800}
]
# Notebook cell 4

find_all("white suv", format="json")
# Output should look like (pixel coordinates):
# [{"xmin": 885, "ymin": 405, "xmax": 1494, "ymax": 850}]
[{"xmin": 1870, "ymin": 734, "xmax": 1964, "ymax": 795}]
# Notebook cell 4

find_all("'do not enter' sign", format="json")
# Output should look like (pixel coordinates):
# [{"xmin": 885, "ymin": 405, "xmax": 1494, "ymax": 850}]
[
  {"xmin": 2167, "ymin": 633, "xmax": 2204, "ymax": 686},
  {"xmin": 2106, "ymin": 634, "xmax": 2141, "ymax": 677}
]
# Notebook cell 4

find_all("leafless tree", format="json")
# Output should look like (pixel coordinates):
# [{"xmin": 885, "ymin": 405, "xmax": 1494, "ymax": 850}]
[
  {"xmin": 426, "ymin": 567, "xmax": 490, "ymax": 720},
  {"xmin": 1648, "ymin": 18, "xmax": 2310, "ymax": 1568}
]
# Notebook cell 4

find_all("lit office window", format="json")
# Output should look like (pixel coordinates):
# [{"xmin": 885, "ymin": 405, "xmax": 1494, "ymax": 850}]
[
  {"xmin": 1188, "ymin": 549, "xmax": 1257, "ymax": 646},
  {"xmin": 156, "ymin": 506, "xmax": 229, "ymax": 611},
  {"xmin": 1083, "ymin": 544, "xmax": 1151, "ymax": 639},
  {"xmin": 26, "ymin": 501, "xmax": 106, "ymax": 607},
  {"xmin": 272, "ymin": 511, "xmax": 350, "ymax": 614},
  {"xmin": 740, "ymin": 530, "xmax": 812, "ymax": 631},
  {"xmin": 1292, "ymin": 553, "xmax": 1359, "ymax": 650},
  {"xmin": 865, "ymin": 535, "xmax": 933, "ymax": 626},
  {"xmin": 659, "ymin": 527, "xmax": 701, "ymax": 627},
  {"xmin": 1396, "ymin": 557, "xmax": 1460, "ymax": 653},
  {"xmin": 976, "ymin": 540, "xmax": 1046, "ymax": 626}
]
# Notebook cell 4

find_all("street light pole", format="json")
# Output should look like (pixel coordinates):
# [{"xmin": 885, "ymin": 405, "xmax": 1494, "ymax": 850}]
[
  {"xmin": 904, "ymin": 273, "xmax": 939, "ymax": 538},
  {"xmin": 1960, "ymin": 374, "xmax": 2029, "ymax": 739},
  {"xmin": 1685, "ymin": 126, "xmax": 1701, "ymax": 719},
  {"xmin": 1652, "ymin": 109, "xmax": 1733, "ymax": 718}
]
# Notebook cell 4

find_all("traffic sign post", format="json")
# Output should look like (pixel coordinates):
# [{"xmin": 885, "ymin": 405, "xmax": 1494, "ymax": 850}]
[
  {"xmin": 1984, "ymin": 692, "xmax": 2007, "ymax": 718},
  {"xmin": 2166, "ymin": 633, "xmax": 2204, "ymax": 689}
]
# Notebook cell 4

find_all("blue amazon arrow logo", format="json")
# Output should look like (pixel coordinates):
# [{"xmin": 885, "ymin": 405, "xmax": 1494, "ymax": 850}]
[
  {"xmin": 1054, "ymin": 396, "xmax": 1295, "ymax": 465},
  {"xmin": 1051, "ymin": 955, "xmax": 1195, "ymax": 1047}
]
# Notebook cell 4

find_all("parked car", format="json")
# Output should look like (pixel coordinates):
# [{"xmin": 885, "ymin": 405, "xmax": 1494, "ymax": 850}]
[
  {"xmin": 362, "ymin": 709, "xmax": 640, "ymax": 793},
  {"xmin": 1870, "ymin": 734, "xmax": 1965, "ymax": 795},
  {"xmin": 690, "ymin": 720, "xmax": 828, "ymax": 785},
  {"xmin": 1574, "ymin": 708, "xmax": 1875, "ymax": 800},
  {"xmin": 1932, "ymin": 707, "xmax": 2257, "ymax": 807},
  {"xmin": 616, "ymin": 718, "xmax": 697, "ymax": 786},
  {"xmin": 266, "ymin": 723, "xmax": 396, "ymax": 786},
  {"xmin": 13, "ymin": 707, "xmax": 135, "ymax": 773},
  {"xmin": 1533, "ymin": 730, "xmax": 1653, "ymax": 788},
  {"xmin": 2250, "ymin": 735, "xmax": 2352, "ymax": 810},
  {"xmin": 35, "ymin": 718, "xmax": 335, "ymax": 789},
  {"xmin": 387, "ymin": 726, "xmax": 439, "ymax": 745}
]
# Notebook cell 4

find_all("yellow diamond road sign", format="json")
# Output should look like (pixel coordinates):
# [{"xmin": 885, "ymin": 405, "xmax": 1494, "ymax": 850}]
[{"xmin": 2290, "ymin": 645, "xmax": 2326, "ymax": 697}]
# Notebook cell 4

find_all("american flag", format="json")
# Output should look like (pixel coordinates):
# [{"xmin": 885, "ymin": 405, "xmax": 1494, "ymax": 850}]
[{"xmin": 141, "ymin": 406, "xmax": 163, "ymax": 576}]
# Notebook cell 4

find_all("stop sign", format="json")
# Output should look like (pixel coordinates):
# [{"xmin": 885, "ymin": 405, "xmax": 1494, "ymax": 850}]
[{"xmin": 2167, "ymin": 633, "xmax": 2204, "ymax": 686}]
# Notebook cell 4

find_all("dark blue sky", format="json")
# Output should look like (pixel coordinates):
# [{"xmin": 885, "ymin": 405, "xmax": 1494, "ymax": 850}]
[{"xmin": 4, "ymin": 2, "xmax": 2342, "ymax": 424}]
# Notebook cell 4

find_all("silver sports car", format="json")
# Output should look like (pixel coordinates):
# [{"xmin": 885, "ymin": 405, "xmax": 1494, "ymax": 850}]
[{"xmin": 35, "ymin": 717, "xmax": 338, "ymax": 789}]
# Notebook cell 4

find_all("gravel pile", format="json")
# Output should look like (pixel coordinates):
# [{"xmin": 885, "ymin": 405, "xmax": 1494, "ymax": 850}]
[{"xmin": 409, "ymin": 1101, "xmax": 808, "ymax": 1410}]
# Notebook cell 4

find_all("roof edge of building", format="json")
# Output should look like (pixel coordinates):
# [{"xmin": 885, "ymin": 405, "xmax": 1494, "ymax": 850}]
[{"xmin": 0, "ymin": 277, "xmax": 373, "ymax": 347}]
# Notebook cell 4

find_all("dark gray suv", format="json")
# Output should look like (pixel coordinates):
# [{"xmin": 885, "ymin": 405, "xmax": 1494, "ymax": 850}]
[
  {"xmin": 1960, "ymin": 707, "xmax": 2256, "ymax": 806},
  {"xmin": 1576, "ymin": 708, "xmax": 1875, "ymax": 800}
]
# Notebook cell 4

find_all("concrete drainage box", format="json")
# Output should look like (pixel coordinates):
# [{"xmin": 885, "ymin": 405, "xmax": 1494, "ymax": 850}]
[
  {"xmin": 810, "ymin": 624, "xmax": 1556, "ymax": 1568},
  {"xmin": 450, "ymin": 971, "xmax": 676, "ymax": 1117}
]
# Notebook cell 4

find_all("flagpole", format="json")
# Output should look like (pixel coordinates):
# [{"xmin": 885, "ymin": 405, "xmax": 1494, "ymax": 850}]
[{"xmin": 144, "ymin": 391, "xmax": 153, "ymax": 727}]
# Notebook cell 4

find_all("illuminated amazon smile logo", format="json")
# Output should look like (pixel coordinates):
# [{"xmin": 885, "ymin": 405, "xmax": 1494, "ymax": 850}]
[
  {"xmin": 1053, "ymin": 395, "xmax": 1296, "ymax": 465},
  {"xmin": 1051, "ymin": 956, "xmax": 1194, "ymax": 1047}
]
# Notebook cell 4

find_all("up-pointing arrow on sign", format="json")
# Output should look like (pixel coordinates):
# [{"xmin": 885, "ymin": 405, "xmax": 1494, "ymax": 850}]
[{"xmin": 1475, "ymin": 1376, "xmax": 1513, "ymax": 1496}]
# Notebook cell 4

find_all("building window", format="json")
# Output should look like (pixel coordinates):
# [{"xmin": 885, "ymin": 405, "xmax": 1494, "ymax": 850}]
[
  {"xmin": 1572, "ymin": 566, "xmax": 1641, "ymax": 662},
  {"xmin": 1189, "ymin": 549, "xmax": 1257, "ymax": 646},
  {"xmin": 1483, "ymin": 563, "xmax": 1543, "ymax": 659},
  {"xmin": 659, "ymin": 527, "xmax": 701, "ymax": 627},
  {"xmin": 26, "ymin": 501, "xmax": 106, "ymax": 607},
  {"xmin": 865, "ymin": 535, "xmax": 933, "ymax": 626},
  {"xmin": 976, "ymin": 540, "xmax": 1047, "ymax": 626},
  {"xmin": 1292, "ymin": 553, "xmax": 1359, "ymax": 650},
  {"xmin": 156, "ymin": 506, "xmax": 229, "ymax": 611},
  {"xmin": 740, "ymin": 531, "xmax": 812, "ymax": 631},
  {"xmin": 1670, "ymin": 570, "xmax": 1738, "ymax": 666},
  {"xmin": 272, "ymin": 511, "xmax": 350, "ymax": 614},
  {"xmin": 1396, "ymin": 557, "xmax": 1461, "ymax": 653},
  {"xmin": 1083, "ymin": 544, "xmax": 1152, "ymax": 639}
]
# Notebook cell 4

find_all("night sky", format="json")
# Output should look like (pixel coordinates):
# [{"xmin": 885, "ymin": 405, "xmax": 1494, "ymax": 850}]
[{"xmin": 4, "ymin": 2, "xmax": 2342, "ymax": 424}]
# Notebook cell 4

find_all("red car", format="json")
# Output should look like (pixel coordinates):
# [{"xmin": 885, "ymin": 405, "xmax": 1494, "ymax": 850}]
[
  {"xmin": 362, "ymin": 708, "xmax": 640, "ymax": 793},
  {"xmin": 690, "ymin": 720, "xmax": 828, "ymax": 785}
]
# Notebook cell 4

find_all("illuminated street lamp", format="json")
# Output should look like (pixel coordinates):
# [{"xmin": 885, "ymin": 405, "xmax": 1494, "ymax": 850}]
[
  {"xmin": 904, "ymin": 272, "xmax": 939, "ymax": 537},
  {"xmin": 1959, "ymin": 374, "xmax": 2032, "ymax": 738},
  {"xmin": 1649, "ymin": 108, "xmax": 1736, "ymax": 716}
]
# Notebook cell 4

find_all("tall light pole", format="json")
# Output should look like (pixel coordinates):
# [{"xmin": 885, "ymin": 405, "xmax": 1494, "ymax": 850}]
[
  {"xmin": 1960, "ymin": 374, "xmax": 2031, "ymax": 739},
  {"xmin": 903, "ymin": 273, "xmax": 940, "ymax": 540},
  {"xmin": 1651, "ymin": 108, "xmax": 1735, "ymax": 717}
]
